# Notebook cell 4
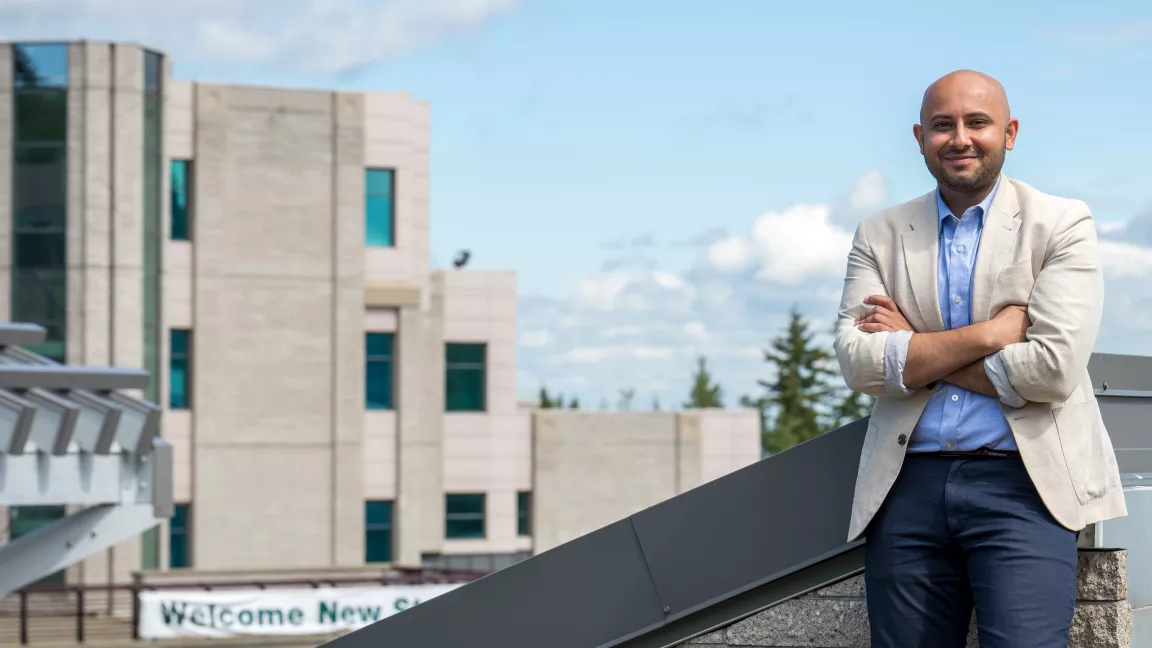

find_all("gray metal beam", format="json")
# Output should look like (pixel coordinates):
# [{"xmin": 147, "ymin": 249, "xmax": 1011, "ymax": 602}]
[
  {"xmin": 0, "ymin": 503, "xmax": 161, "ymax": 596},
  {"xmin": 0, "ymin": 323, "xmax": 47, "ymax": 348},
  {"xmin": 0, "ymin": 365, "xmax": 150, "ymax": 391}
]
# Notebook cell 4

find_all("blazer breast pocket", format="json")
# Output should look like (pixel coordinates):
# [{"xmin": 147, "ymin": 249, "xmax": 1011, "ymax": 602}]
[{"xmin": 989, "ymin": 259, "xmax": 1036, "ymax": 311}]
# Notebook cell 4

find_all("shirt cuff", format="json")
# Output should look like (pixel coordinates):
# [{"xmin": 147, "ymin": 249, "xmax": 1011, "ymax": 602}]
[
  {"xmin": 984, "ymin": 353, "xmax": 1027, "ymax": 408},
  {"xmin": 882, "ymin": 329, "xmax": 916, "ymax": 396}
]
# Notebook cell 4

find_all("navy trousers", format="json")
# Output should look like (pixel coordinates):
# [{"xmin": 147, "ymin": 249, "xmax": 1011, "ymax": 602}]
[{"xmin": 864, "ymin": 453, "xmax": 1079, "ymax": 648}]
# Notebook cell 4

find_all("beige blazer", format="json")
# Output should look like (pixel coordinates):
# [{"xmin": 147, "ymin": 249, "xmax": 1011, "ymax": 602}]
[{"xmin": 834, "ymin": 176, "xmax": 1127, "ymax": 542}]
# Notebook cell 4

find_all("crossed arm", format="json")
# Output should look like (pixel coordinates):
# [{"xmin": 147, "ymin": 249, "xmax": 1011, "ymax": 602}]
[{"xmin": 833, "ymin": 202, "xmax": 1102, "ymax": 404}]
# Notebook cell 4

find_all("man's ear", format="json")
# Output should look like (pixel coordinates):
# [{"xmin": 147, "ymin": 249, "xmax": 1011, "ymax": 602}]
[{"xmin": 912, "ymin": 124, "xmax": 925, "ymax": 155}]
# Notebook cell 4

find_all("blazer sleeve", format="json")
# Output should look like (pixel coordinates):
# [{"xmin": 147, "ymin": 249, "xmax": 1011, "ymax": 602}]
[
  {"xmin": 996, "ymin": 201, "xmax": 1104, "ymax": 403},
  {"xmin": 833, "ymin": 221, "xmax": 918, "ymax": 399}
]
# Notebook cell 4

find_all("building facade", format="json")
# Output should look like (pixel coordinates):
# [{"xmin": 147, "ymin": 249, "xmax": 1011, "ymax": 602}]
[{"xmin": 0, "ymin": 40, "xmax": 761, "ymax": 585}]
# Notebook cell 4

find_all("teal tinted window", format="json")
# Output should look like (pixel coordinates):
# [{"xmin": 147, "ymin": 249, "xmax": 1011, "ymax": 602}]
[
  {"xmin": 365, "ymin": 169, "xmax": 394, "ymax": 247},
  {"xmin": 517, "ymin": 492, "xmax": 532, "ymax": 537},
  {"xmin": 366, "ymin": 333, "xmax": 394, "ymax": 410},
  {"xmin": 169, "ymin": 503, "xmax": 190, "ymax": 569},
  {"xmin": 446, "ymin": 343, "xmax": 486, "ymax": 412},
  {"xmin": 13, "ymin": 44, "xmax": 69, "ymax": 88},
  {"xmin": 12, "ymin": 61, "xmax": 68, "ymax": 362},
  {"xmin": 365, "ymin": 501, "xmax": 393, "ymax": 563},
  {"xmin": 170, "ymin": 330, "xmax": 191, "ymax": 409},
  {"xmin": 143, "ymin": 74, "xmax": 163, "ymax": 405},
  {"xmin": 170, "ymin": 160, "xmax": 191, "ymax": 240},
  {"xmin": 15, "ymin": 92, "xmax": 67, "ymax": 142},
  {"xmin": 10, "ymin": 506, "xmax": 67, "ymax": 585},
  {"xmin": 446, "ymin": 493, "xmax": 485, "ymax": 539}
]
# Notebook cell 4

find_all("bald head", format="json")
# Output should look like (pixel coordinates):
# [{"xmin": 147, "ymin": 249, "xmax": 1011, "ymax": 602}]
[
  {"xmin": 920, "ymin": 69, "xmax": 1011, "ymax": 125},
  {"xmin": 913, "ymin": 69, "xmax": 1019, "ymax": 202}
]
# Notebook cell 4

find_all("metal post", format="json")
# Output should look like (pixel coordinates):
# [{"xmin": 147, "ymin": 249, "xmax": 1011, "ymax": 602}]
[
  {"xmin": 130, "ymin": 587, "xmax": 140, "ymax": 641},
  {"xmin": 76, "ymin": 587, "xmax": 85, "ymax": 643},
  {"xmin": 19, "ymin": 590, "xmax": 28, "ymax": 645}
]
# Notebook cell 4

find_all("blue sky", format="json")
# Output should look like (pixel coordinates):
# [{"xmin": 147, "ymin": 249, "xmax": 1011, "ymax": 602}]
[{"xmin": 9, "ymin": 0, "xmax": 1152, "ymax": 408}]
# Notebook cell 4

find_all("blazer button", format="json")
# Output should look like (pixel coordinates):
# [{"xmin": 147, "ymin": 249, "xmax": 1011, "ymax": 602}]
[{"xmin": 897, "ymin": 434, "xmax": 907, "ymax": 446}]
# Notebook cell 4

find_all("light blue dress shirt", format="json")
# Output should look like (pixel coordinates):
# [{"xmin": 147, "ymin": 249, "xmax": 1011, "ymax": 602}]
[{"xmin": 882, "ymin": 177, "xmax": 1026, "ymax": 452}]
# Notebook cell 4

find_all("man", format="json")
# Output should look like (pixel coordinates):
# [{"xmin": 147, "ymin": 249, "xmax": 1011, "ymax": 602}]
[{"xmin": 833, "ymin": 69, "xmax": 1127, "ymax": 648}]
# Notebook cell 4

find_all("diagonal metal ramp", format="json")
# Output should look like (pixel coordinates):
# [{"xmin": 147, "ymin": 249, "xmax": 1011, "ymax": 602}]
[{"xmin": 324, "ymin": 352, "xmax": 1152, "ymax": 648}]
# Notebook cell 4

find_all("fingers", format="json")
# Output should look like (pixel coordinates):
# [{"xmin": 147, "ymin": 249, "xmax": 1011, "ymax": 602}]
[
  {"xmin": 863, "ymin": 295, "xmax": 896, "ymax": 310},
  {"xmin": 857, "ymin": 322, "xmax": 896, "ymax": 333}
]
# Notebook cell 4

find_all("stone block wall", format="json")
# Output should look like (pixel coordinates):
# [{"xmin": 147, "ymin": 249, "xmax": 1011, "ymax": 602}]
[{"xmin": 682, "ymin": 548, "xmax": 1131, "ymax": 648}]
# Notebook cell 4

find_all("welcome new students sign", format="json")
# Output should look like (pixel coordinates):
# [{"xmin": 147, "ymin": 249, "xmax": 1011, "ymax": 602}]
[{"xmin": 137, "ymin": 583, "xmax": 463, "ymax": 639}]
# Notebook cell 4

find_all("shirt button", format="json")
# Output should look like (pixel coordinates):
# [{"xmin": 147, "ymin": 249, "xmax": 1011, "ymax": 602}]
[
  {"xmin": 952, "ymin": 394, "xmax": 959, "ymax": 402},
  {"xmin": 957, "ymin": 245, "xmax": 966, "ymax": 253},
  {"xmin": 945, "ymin": 443, "xmax": 953, "ymax": 449},
  {"xmin": 953, "ymin": 295, "xmax": 962, "ymax": 304}
]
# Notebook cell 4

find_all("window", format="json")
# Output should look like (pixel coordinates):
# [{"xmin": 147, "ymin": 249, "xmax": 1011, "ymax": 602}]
[
  {"xmin": 169, "ymin": 329, "xmax": 191, "ymax": 409},
  {"xmin": 170, "ymin": 160, "xmax": 191, "ymax": 241},
  {"xmin": 365, "ymin": 169, "xmax": 394, "ymax": 247},
  {"xmin": 517, "ymin": 491, "xmax": 532, "ymax": 537},
  {"xmin": 169, "ymin": 503, "xmax": 190, "ymax": 569},
  {"xmin": 365, "ymin": 333, "xmax": 394, "ymax": 410},
  {"xmin": 445, "ymin": 493, "xmax": 485, "ymax": 539},
  {"xmin": 12, "ymin": 45, "xmax": 69, "ymax": 363},
  {"xmin": 142, "ymin": 50, "xmax": 163, "ymax": 405},
  {"xmin": 445, "ymin": 343, "xmax": 486, "ymax": 412},
  {"xmin": 365, "ymin": 501, "xmax": 393, "ymax": 563},
  {"xmin": 13, "ymin": 43, "xmax": 69, "ymax": 88}
]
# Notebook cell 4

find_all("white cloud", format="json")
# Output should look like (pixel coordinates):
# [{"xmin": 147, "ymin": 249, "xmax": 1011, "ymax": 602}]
[
  {"xmin": 849, "ymin": 169, "xmax": 886, "ymax": 212},
  {"xmin": 706, "ymin": 236, "xmax": 755, "ymax": 271},
  {"xmin": 0, "ymin": 0, "xmax": 519, "ymax": 76},
  {"xmin": 519, "ymin": 330, "xmax": 552, "ymax": 348},
  {"xmin": 749, "ymin": 204, "xmax": 854, "ymax": 284},
  {"xmin": 1099, "ymin": 241, "xmax": 1152, "ymax": 279}
]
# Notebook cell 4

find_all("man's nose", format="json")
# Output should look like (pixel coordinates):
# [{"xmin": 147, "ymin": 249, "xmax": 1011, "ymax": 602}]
[{"xmin": 952, "ymin": 125, "xmax": 973, "ymax": 149}]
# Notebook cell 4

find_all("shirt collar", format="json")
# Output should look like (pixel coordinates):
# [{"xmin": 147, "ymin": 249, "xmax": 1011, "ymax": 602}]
[{"xmin": 936, "ymin": 174, "xmax": 1001, "ymax": 223}]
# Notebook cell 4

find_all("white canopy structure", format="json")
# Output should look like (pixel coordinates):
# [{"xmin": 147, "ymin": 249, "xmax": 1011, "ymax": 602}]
[{"xmin": 0, "ymin": 323, "xmax": 171, "ymax": 595}]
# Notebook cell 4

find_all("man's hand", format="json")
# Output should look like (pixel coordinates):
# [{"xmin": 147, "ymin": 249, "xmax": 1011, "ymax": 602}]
[
  {"xmin": 986, "ymin": 305, "xmax": 1031, "ymax": 348},
  {"xmin": 855, "ymin": 295, "xmax": 914, "ymax": 333}
]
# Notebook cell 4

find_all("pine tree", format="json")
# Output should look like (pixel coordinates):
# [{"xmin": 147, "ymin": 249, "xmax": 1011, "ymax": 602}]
[
  {"xmin": 569, "ymin": 397, "xmax": 580, "ymax": 409},
  {"xmin": 617, "ymin": 388, "xmax": 636, "ymax": 411},
  {"xmin": 538, "ymin": 386, "xmax": 557, "ymax": 409},
  {"xmin": 749, "ymin": 306, "xmax": 838, "ymax": 454},
  {"xmin": 684, "ymin": 356, "xmax": 724, "ymax": 408},
  {"xmin": 652, "ymin": 396, "xmax": 662, "ymax": 411}
]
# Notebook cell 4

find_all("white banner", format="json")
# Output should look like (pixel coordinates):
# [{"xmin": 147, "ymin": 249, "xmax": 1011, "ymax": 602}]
[{"xmin": 137, "ymin": 583, "xmax": 464, "ymax": 639}]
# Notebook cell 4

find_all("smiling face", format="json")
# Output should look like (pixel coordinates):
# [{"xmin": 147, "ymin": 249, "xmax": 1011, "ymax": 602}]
[{"xmin": 914, "ymin": 71, "xmax": 1018, "ymax": 197}]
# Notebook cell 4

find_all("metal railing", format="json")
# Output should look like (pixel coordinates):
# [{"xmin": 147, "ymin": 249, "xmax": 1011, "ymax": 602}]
[{"xmin": 0, "ymin": 568, "xmax": 485, "ymax": 645}]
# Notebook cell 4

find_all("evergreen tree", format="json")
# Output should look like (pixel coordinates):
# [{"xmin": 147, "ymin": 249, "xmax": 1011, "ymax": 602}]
[
  {"xmin": 538, "ymin": 386, "xmax": 558, "ymax": 409},
  {"xmin": 684, "ymin": 356, "xmax": 724, "ymax": 408},
  {"xmin": 652, "ymin": 396, "xmax": 662, "ymax": 411},
  {"xmin": 748, "ymin": 306, "xmax": 838, "ymax": 454},
  {"xmin": 569, "ymin": 397, "xmax": 580, "ymax": 409},
  {"xmin": 617, "ymin": 388, "xmax": 636, "ymax": 411}
]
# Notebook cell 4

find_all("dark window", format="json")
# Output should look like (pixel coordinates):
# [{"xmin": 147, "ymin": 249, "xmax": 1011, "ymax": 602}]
[
  {"xmin": 9, "ymin": 506, "xmax": 67, "ymax": 585},
  {"xmin": 517, "ymin": 491, "xmax": 532, "ymax": 537},
  {"xmin": 365, "ymin": 169, "xmax": 394, "ymax": 247},
  {"xmin": 170, "ymin": 160, "xmax": 191, "ymax": 240},
  {"xmin": 366, "ymin": 333, "xmax": 394, "ymax": 410},
  {"xmin": 12, "ymin": 53, "xmax": 68, "ymax": 363},
  {"xmin": 169, "ymin": 503, "xmax": 190, "ymax": 569},
  {"xmin": 445, "ymin": 493, "xmax": 486, "ymax": 539},
  {"xmin": 142, "ymin": 52, "xmax": 163, "ymax": 405},
  {"xmin": 169, "ymin": 330, "xmax": 191, "ymax": 409},
  {"xmin": 365, "ymin": 500, "xmax": 393, "ymax": 563},
  {"xmin": 445, "ymin": 343, "xmax": 486, "ymax": 412},
  {"xmin": 15, "ymin": 92, "xmax": 67, "ymax": 143},
  {"xmin": 13, "ymin": 44, "xmax": 69, "ymax": 88}
]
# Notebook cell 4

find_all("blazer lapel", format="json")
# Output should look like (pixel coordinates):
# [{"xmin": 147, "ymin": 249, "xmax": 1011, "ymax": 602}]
[
  {"xmin": 971, "ymin": 178, "xmax": 1022, "ymax": 322},
  {"xmin": 900, "ymin": 193, "xmax": 945, "ymax": 332}
]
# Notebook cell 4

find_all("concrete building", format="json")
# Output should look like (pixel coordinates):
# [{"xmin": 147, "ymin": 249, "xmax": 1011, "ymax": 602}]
[{"xmin": 0, "ymin": 40, "xmax": 761, "ymax": 587}]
